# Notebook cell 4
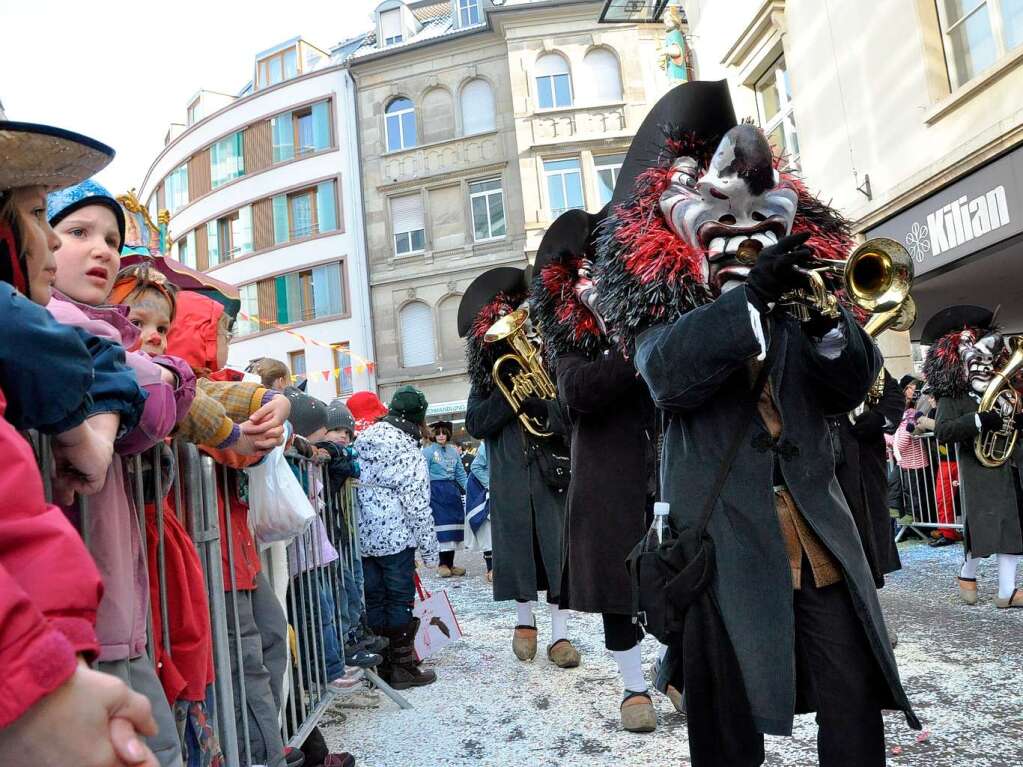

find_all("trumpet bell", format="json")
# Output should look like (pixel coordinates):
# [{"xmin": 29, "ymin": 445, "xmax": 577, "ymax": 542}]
[
  {"xmin": 484, "ymin": 308, "xmax": 528, "ymax": 344},
  {"xmin": 846, "ymin": 237, "xmax": 914, "ymax": 314}
]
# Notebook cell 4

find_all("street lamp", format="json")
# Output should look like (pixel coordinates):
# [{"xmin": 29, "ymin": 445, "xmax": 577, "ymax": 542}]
[{"xmin": 598, "ymin": 0, "xmax": 670, "ymax": 23}]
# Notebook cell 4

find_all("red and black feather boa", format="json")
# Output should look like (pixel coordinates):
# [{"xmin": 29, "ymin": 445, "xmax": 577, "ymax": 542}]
[
  {"xmin": 529, "ymin": 255, "xmax": 605, "ymax": 365},
  {"xmin": 923, "ymin": 329, "xmax": 985, "ymax": 399},
  {"xmin": 465, "ymin": 290, "xmax": 526, "ymax": 392}
]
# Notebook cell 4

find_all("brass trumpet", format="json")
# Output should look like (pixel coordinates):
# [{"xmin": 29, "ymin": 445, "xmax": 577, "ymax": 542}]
[
  {"xmin": 974, "ymin": 336, "xmax": 1023, "ymax": 468},
  {"xmin": 484, "ymin": 307, "xmax": 558, "ymax": 438}
]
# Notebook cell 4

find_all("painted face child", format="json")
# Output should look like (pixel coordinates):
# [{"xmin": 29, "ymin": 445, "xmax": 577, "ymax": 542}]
[
  {"xmin": 47, "ymin": 180, "xmax": 126, "ymax": 306},
  {"xmin": 109, "ymin": 264, "xmax": 178, "ymax": 356}
]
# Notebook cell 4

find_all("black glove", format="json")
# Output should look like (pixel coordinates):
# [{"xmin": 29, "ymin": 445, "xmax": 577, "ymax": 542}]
[
  {"xmin": 850, "ymin": 410, "xmax": 885, "ymax": 440},
  {"xmin": 978, "ymin": 410, "xmax": 1003, "ymax": 433},
  {"xmin": 519, "ymin": 396, "xmax": 549, "ymax": 422},
  {"xmin": 745, "ymin": 231, "xmax": 813, "ymax": 309},
  {"xmin": 802, "ymin": 308, "xmax": 841, "ymax": 340}
]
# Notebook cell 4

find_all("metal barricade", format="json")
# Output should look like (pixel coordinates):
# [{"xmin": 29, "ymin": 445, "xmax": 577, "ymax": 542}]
[
  {"xmin": 35, "ymin": 433, "xmax": 407, "ymax": 766},
  {"xmin": 892, "ymin": 432, "xmax": 966, "ymax": 538}
]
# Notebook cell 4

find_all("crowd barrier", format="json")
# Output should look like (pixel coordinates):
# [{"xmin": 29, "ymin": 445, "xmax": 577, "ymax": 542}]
[
  {"xmin": 31, "ymin": 435, "xmax": 409, "ymax": 767},
  {"xmin": 890, "ymin": 432, "xmax": 966, "ymax": 539}
]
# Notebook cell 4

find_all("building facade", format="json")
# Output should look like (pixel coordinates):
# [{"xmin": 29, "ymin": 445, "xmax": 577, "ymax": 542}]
[
  {"xmin": 348, "ymin": 0, "xmax": 672, "ymax": 420},
  {"xmin": 138, "ymin": 37, "xmax": 375, "ymax": 402},
  {"xmin": 679, "ymin": 0, "xmax": 1023, "ymax": 373}
]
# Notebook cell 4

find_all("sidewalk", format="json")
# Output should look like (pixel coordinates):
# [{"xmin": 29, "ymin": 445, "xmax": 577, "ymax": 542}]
[{"xmin": 322, "ymin": 541, "xmax": 1023, "ymax": 766}]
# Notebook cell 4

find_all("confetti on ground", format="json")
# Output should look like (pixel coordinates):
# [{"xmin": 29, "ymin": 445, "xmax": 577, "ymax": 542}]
[{"xmin": 323, "ymin": 541, "xmax": 1023, "ymax": 766}]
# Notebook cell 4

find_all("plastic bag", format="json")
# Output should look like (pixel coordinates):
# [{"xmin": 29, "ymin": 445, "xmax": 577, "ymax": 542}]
[{"xmin": 246, "ymin": 446, "xmax": 315, "ymax": 544}]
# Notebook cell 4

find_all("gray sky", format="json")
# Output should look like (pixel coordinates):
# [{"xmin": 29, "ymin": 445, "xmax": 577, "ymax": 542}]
[{"xmin": 0, "ymin": 0, "xmax": 382, "ymax": 193}]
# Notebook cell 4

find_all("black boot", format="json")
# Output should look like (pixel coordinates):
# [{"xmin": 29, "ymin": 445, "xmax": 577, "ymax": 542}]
[
  {"xmin": 387, "ymin": 621, "xmax": 436, "ymax": 690},
  {"xmin": 371, "ymin": 626, "xmax": 392, "ymax": 680}
]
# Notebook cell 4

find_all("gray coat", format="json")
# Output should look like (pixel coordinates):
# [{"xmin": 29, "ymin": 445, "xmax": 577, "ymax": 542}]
[
  {"xmin": 635, "ymin": 287, "xmax": 917, "ymax": 736},
  {"xmin": 465, "ymin": 387, "xmax": 567, "ymax": 602},
  {"xmin": 934, "ymin": 395, "xmax": 1023, "ymax": 557}
]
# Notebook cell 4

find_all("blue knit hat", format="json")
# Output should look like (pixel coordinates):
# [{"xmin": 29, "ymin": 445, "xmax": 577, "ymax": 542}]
[{"xmin": 47, "ymin": 179, "xmax": 126, "ymax": 251}]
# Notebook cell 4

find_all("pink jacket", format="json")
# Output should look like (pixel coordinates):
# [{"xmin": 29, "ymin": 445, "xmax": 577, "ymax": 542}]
[{"xmin": 47, "ymin": 293, "xmax": 195, "ymax": 661}]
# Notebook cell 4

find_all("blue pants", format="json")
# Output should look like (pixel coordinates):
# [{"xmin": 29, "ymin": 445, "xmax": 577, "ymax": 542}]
[
  {"xmin": 338, "ymin": 554, "xmax": 365, "ymax": 642},
  {"xmin": 362, "ymin": 547, "xmax": 416, "ymax": 630}
]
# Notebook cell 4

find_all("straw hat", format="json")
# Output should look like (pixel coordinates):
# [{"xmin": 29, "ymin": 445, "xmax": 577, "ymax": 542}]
[{"xmin": 0, "ymin": 120, "xmax": 115, "ymax": 192}]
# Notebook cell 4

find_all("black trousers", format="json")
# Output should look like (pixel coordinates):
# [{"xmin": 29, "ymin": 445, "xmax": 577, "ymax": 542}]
[
  {"xmin": 792, "ymin": 565, "xmax": 887, "ymax": 767},
  {"xmin": 602, "ymin": 612, "xmax": 644, "ymax": 652}
]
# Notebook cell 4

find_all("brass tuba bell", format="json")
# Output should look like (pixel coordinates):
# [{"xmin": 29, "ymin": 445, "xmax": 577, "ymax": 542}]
[
  {"xmin": 974, "ymin": 336, "xmax": 1023, "ymax": 468},
  {"xmin": 484, "ymin": 307, "xmax": 558, "ymax": 438}
]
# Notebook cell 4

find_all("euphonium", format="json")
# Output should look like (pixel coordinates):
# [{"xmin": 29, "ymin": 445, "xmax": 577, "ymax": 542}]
[
  {"xmin": 782, "ymin": 237, "xmax": 915, "ymax": 322},
  {"xmin": 974, "ymin": 336, "xmax": 1023, "ymax": 468},
  {"xmin": 484, "ymin": 307, "xmax": 558, "ymax": 438}
]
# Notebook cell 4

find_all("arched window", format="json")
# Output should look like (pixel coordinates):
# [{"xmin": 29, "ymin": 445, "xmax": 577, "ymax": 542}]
[
  {"xmin": 461, "ymin": 79, "xmax": 495, "ymax": 135},
  {"xmin": 399, "ymin": 301, "xmax": 436, "ymax": 367},
  {"xmin": 421, "ymin": 88, "xmax": 455, "ymax": 144},
  {"xmin": 437, "ymin": 295, "xmax": 463, "ymax": 360},
  {"xmin": 535, "ymin": 53, "xmax": 572, "ymax": 109},
  {"xmin": 584, "ymin": 48, "xmax": 623, "ymax": 103},
  {"xmin": 385, "ymin": 97, "xmax": 416, "ymax": 152}
]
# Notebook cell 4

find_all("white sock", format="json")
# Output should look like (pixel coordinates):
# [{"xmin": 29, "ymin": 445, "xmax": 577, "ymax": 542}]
[
  {"xmin": 997, "ymin": 553, "xmax": 1020, "ymax": 600},
  {"xmin": 658, "ymin": 642, "xmax": 670, "ymax": 661},
  {"xmin": 549, "ymin": 605, "xmax": 569, "ymax": 643},
  {"xmin": 960, "ymin": 555, "xmax": 981, "ymax": 580},
  {"xmin": 516, "ymin": 600, "xmax": 536, "ymax": 627},
  {"xmin": 612, "ymin": 645, "xmax": 647, "ymax": 693}
]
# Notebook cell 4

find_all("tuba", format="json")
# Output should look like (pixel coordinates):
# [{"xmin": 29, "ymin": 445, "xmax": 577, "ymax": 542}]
[
  {"xmin": 484, "ymin": 307, "xmax": 558, "ymax": 438},
  {"xmin": 974, "ymin": 336, "xmax": 1023, "ymax": 468}
]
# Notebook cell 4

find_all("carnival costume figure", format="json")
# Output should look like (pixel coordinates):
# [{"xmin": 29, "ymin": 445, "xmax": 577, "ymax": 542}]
[
  {"xmin": 592, "ymin": 80, "xmax": 919, "ymax": 767},
  {"xmin": 459, "ymin": 268, "xmax": 580, "ymax": 668},
  {"xmin": 423, "ymin": 420, "xmax": 468, "ymax": 577},
  {"xmin": 923, "ymin": 305, "xmax": 1023, "ymax": 608},
  {"xmin": 530, "ymin": 208, "xmax": 663, "ymax": 731}
]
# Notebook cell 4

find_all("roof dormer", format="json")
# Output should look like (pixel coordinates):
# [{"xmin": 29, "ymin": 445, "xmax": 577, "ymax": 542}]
[{"xmin": 375, "ymin": 1, "xmax": 421, "ymax": 48}]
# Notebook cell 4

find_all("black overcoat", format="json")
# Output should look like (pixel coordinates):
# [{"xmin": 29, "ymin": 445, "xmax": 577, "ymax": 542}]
[
  {"xmin": 465, "ymin": 387, "xmax": 568, "ymax": 602},
  {"xmin": 934, "ymin": 394, "xmax": 1023, "ymax": 557},
  {"xmin": 832, "ymin": 369, "xmax": 904, "ymax": 586},
  {"xmin": 635, "ymin": 287, "xmax": 918, "ymax": 737},
  {"xmin": 556, "ymin": 348, "xmax": 656, "ymax": 615}
]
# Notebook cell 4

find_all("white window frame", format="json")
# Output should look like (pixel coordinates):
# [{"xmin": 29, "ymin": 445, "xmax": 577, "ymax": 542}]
[
  {"xmin": 544, "ymin": 158, "xmax": 584, "ymax": 218},
  {"xmin": 390, "ymin": 194, "xmax": 426, "ymax": 256},
  {"xmin": 594, "ymin": 154, "xmax": 625, "ymax": 205},
  {"xmin": 935, "ymin": 0, "xmax": 1021, "ymax": 89},
  {"xmin": 385, "ymin": 98, "xmax": 416, "ymax": 152},
  {"xmin": 458, "ymin": 0, "xmax": 481, "ymax": 27},
  {"xmin": 380, "ymin": 8, "xmax": 404, "ymax": 46},
  {"xmin": 754, "ymin": 57, "xmax": 800, "ymax": 171},
  {"xmin": 535, "ymin": 54, "xmax": 573, "ymax": 110},
  {"xmin": 469, "ymin": 178, "xmax": 506, "ymax": 242}
]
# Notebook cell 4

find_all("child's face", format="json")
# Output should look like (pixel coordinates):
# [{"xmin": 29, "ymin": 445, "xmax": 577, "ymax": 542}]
[
  {"xmin": 216, "ymin": 313, "xmax": 233, "ymax": 370},
  {"xmin": 324, "ymin": 429, "xmax": 351, "ymax": 446},
  {"xmin": 126, "ymin": 289, "xmax": 173, "ymax": 355},
  {"xmin": 11, "ymin": 186, "xmax": 59, "ymax": 306},
  {"xmin": 435, "ymin": 431, "xmax": 448, "ymax": 445},
  {"xmin": 52, "ymin": 204, "xmax": 121, "ymax": 305}
]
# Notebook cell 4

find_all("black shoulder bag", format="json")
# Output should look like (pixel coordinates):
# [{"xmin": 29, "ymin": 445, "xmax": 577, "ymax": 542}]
[{"xmin": 626, "ymin": 345, "xmax": 776, "ymax": 643}]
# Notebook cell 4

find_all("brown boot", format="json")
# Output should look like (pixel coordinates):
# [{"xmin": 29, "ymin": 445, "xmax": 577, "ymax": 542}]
[
  {"xmin": 547, "ymin": 638, "xmax": 581, "ymax": 668},
  {"xmin": 512, "ymin": 625, "xmax": 538, "ymax": 661},
  {"xmin": 388, "ymin": 621, "xmax": 437, "ymax": 689}
]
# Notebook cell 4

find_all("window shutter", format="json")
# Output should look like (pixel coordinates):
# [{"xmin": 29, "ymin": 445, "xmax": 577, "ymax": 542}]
[
  {"xmin": 390, "ymin": 194, "xmax": 423, "ymax": 235},
  {"xmin": 195, "ymin": 225, "xmax": 209, "ymax": 271},
  {"xmin": 584, "ymin": 49, "xmax": 623, "ymax": 102},
  {"xmin": 461, "ymin": 79, "xmax": 495, "ymax": 134},
  {"xmin": 381, "ymin": 9, "xmax": 401, "ymax": 41},
  {"xmin": 400, "ymin": 302, "xmax": 436, "ymax": 367},
  {"xmin": 244, "ymin": 120, "xmax": 272, "ymax": 173},
  {"xmin": 188, "ymin": 148, "xmax": 211, "ymax": 198}
]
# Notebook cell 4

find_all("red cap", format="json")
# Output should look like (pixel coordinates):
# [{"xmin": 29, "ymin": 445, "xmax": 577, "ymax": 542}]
[{"xmin": 347, "ymin": 390, "xmax": 388, "ymax": 432}]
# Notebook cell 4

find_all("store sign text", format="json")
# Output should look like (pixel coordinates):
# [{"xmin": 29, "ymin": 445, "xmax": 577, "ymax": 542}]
[{"xmin": 919, "ymin": 185, "xmax": 1011, "ymax": 259}]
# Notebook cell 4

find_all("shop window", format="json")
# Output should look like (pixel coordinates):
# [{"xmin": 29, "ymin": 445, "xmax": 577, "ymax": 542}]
[
  {"xmin": 385, "ymin": 98, "xmax": 417, "ymax": 151},
  {"xmin": 461, "ymin": 78, "xmax": 496, "ymax": 135},
  {"xmin": 544, "ymin": 158, "xmax": 584, "ymax": 217},
  {"xmin": 400, "ymin": 301, "xmax": 436, "ymax": 367},
  {"xmin": 469, "ymin": 178, "xmax": 506, "ymax": 241},
  {"xmin": 535, "ymin": 53, "xmax": 573, "ymax": 109},
  {"xmin": 937, "ymin": 0, "xmax": 1023, "ymax": 88},
  {"xmin": 754, "ymin": 57, "xmax": 800, "ymax": 170}
]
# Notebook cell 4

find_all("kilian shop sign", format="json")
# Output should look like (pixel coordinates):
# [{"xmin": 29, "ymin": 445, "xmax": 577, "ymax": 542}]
[{"xmin": 867, "ymin": 146, "xmax": 1023, "ymax": 276}]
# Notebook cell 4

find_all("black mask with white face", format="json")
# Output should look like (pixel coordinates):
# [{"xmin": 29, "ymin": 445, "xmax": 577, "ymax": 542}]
[
  {"xmin": 659, "ymin": 124, "xmax": 798, "ymax": 294},
  {"xmin": 959, "ymin": 330, "xmax": 1003, "ymax": 395}
]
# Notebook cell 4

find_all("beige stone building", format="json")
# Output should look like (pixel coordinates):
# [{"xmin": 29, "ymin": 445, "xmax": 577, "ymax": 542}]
[
  {"xmin": 346, "ymin": 0, "xmax": 673, "ymax": 422},
  {"xmin": 679, "ymin": 0, "xmax": 1023, "ymax": 375}
]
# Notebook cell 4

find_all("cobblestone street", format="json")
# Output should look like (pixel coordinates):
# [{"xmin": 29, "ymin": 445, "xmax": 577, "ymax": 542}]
[{"xmin": 323, "ymin": 540, "xmax": 1023, "ymax": 766}]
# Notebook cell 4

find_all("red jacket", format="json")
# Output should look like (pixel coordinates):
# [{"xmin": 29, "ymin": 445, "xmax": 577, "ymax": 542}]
[
  {"xmin": 146, "ymin": 499, "xmax": 214, "ymax": 704},
  {"xmin": 0, "ymin": 388, "xmax": 103, "ymax": 726}
]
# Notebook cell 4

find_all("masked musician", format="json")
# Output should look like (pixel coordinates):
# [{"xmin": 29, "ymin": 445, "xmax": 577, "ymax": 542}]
[
  {"xmin": 529, "ymin": 209, "xmax": 662, "ymax": 732},
  {"xmin": 458, "ymin": 267, "xmax": 580, "ymax": 668},
  {"xmin": 923, "ymin": 305, "xmax": 1023, "ymax": 608},
  {"xmin": 591, "ymin": 81, "xmax": 918, "ymax": 767}
]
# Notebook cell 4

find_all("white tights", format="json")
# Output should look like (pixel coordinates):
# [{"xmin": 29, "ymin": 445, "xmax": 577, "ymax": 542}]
[
  {"xmin": 960, "ymin": 553, "xmax": 1021, "ymax": 599},
  {"xmin": 515, "ymin": 601, "xmax": 570, "ymax": 642}
]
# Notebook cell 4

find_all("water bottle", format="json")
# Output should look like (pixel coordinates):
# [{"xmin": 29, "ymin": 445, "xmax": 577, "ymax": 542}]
[{"xmin": 646, "ymin": 501, "xmax": 671, "ymax": 548}]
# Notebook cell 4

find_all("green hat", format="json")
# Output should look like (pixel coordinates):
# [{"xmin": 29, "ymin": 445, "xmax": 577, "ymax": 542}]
[{"xmin": 388, "ymin": 385, "xmax": 428, "ymax": 424}]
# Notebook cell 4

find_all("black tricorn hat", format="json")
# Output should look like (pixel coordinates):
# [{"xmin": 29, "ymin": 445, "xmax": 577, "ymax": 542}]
[
  {"xmin": 457, "ymin": 266, "xmax": 527, "ymax": 337},
  {"xmin": 429, "ymin": 420, "xmax": 453, "ymax": 434},
  {"xmin": 609, "ymin": 79, "xmax": 737, "ymax": 208},
  {"xmin": 920, "ymin": 305, "xmax": 995, "ymax": 344},
  {"xmin": 533, "ymin": 206, "xmax": 609, "ymax": 278}
]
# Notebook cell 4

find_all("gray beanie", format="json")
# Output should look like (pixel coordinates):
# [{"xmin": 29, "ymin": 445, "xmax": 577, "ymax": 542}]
[{"xmin": 326, "ymin": 398, "xmax": 355, "ymax": 432}]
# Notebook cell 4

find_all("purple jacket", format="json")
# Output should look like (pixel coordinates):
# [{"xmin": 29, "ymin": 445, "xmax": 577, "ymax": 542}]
[{"xmin": 47, "ymin": 293, "xmax": 196, "ymax": 661}]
